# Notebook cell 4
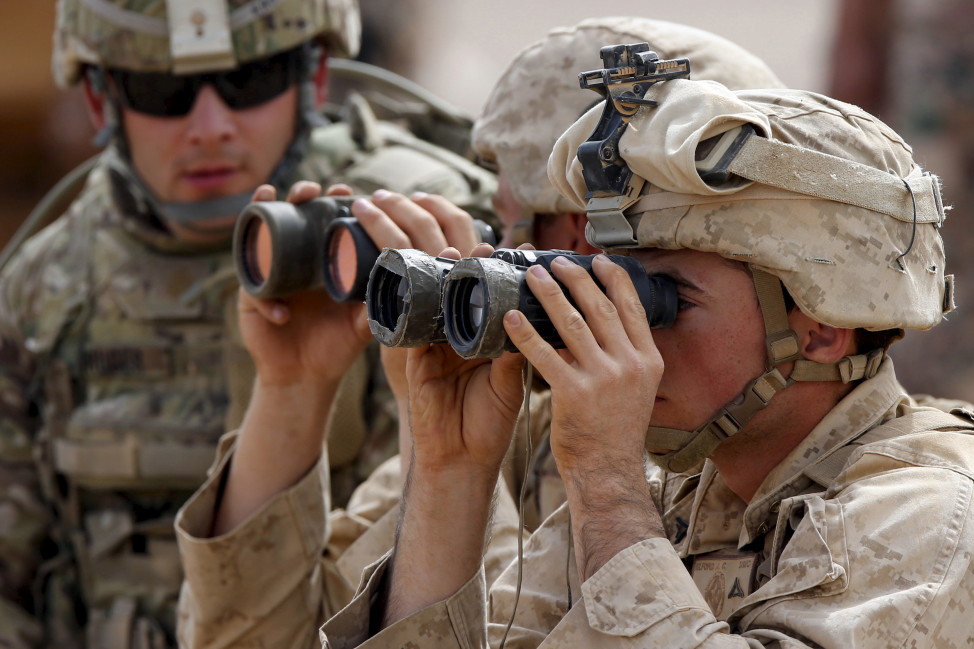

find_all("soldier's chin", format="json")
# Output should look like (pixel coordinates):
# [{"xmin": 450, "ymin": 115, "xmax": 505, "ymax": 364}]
[{"xmin": 164, "ymin": 216, "xmax": 238, "ymax": 244}]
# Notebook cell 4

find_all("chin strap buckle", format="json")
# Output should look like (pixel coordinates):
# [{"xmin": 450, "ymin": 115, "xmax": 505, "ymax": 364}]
[{"xmin": 837, "ymin": 349, "xmax": 885, "ymax": 383}]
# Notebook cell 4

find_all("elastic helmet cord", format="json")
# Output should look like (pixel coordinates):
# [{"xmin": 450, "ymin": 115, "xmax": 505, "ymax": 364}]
[{"xmin": 498, "ymin": 361, "xmax": 534, "ymax": 649}]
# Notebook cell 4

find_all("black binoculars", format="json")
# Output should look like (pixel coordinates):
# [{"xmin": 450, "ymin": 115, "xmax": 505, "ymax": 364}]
[
  {"xmin": 233, "ymin": 197, "xmax": 496, "ymax": 302},
  {"xmin": 367, "ymin": 248, "xmax": 678, "ymax": 359}
]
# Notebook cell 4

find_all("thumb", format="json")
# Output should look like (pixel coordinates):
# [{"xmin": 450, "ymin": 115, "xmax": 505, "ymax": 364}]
[
  {"xmin": 351, "ymin": 304, "xmax": 373, "ymax": 345},
  {"xmin": 489, "ymin": 351, "xmax": 527, "ymax": 416}
]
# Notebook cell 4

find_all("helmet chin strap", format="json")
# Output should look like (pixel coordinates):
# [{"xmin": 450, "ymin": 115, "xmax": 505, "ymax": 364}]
[{"xmin": 645, "ymin": 267, "xmax": 885, "ymax": 474}]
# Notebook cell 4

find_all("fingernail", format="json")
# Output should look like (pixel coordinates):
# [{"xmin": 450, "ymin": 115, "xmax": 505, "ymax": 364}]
[
  {"xmin": 373, "ymin": 189, "xmax": 391, "ymax": 200},
  {"xmin": 410, "ymin": 191, "xmax": 428, "ymax": 200},
  {"xmin": 271, "ymin": 305, "xmax": 286, "ymax": 322},
  {"xmin": 529, "ymin": 265, "xmax": 550, "ymax": 279},
  {"xmin": 551, "ymin": 256, "xmax": 572, "ymax": 267},
  {"xmin": 505, "ymin": 311, "xmax": 521, "ymax": 326}
]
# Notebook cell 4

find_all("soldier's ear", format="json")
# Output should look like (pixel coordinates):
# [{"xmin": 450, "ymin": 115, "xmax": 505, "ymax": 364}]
[
  {"xmin": 788, "ymin": 309, "xmax": 856, "ymax": 363},
  {"xmin": 567, "ymin": 213, "xmax": 600, "ymax": 255},
  {"xmin": 81, "ymin": 74, "xmax": 107, "ymax": 132}
]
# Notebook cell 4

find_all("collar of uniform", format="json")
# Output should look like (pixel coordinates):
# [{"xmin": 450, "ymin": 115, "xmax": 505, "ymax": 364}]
[
  {"xmin": 677, "ymin": 461, "xmax": 749, "ymax": 556},
  {"xmin": 738, "ymin": 357, "xmax": 907, "ymax": 545}
]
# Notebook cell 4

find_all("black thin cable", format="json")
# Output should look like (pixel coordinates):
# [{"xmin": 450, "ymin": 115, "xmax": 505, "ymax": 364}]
[
  {"xmin": 498, "ymin": 362, "xmax": 534, "ymax": 649},
  {"xmin": 894, "ymin": 179, "xmax": 918, "ymax": 269}
]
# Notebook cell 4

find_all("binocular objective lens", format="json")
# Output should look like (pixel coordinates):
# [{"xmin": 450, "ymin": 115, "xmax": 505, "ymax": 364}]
[
  {"xmin": 469, "ymin": 283, "xmax": 485, "ymax": 329},
  {"xmin": 396, "ymin": 275, "xmax": 408, "ymax": 317},
  {"xmin": 370, "ymin": 266, "xmax": 411, "ymax": 330},
  {"xmin": 449, "ymin": 277, "xmax": 488, "ymax": 345},
  {"xmin": 244, "ymin": 218, "xmax": 273, "ymax": 284},
  {"xmin": 327, "ymin": 226, "xmax": 359, "ymax": 296}
]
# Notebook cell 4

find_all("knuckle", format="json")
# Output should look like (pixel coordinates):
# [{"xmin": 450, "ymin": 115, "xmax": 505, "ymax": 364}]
[
  {"xmin": 593, "ymin": 295, "xmax": 618, "ymax": 318},
  {"xmin": 562, "ymin": 309, "xmax": 587, "ymax": 332},
  {"xmin": 625, "ymin": 295, "xmax": 647, "ymax": 319}
]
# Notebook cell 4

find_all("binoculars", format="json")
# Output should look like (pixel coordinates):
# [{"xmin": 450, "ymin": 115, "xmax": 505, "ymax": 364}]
[
  {"xmin": 367, "ymin": 249, "xmax": 678, "ymax": 359},
  {"xmin": 233, "ymin": 196, "xmax": 496, "ymax": 302}
]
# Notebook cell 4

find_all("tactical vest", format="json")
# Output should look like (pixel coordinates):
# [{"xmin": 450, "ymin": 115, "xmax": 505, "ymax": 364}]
[{"xmin": 25, "ymin": 184, "xmax": 235, "ymax": 646}]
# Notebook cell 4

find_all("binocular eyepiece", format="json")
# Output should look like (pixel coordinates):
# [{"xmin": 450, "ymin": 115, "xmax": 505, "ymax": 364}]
[
  {"xmin": 233, "ymin": 197, "xmax": 496, "ymax": 302},
  {"xmin": 367, "ymin": 249, "xmax": 678, "ymax": 359}
]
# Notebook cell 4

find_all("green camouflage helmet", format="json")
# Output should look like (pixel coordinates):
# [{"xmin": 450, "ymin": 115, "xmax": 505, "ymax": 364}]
[
  {"xmin": 472, "ymin": 17, "xmax": 785, "ymax": 224},
  {"xmin": 53, "ymin": 0, "xmax": 361, "ymax": 86}
]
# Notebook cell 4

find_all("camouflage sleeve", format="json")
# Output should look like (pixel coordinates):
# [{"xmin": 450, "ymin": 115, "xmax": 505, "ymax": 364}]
[
  {"xmin": 320, "ymin": 555, "xmax": 485, "ymax": 649},
  {"xmin": 319, "ymin": 483, "xmax": 523, "ymax": 649},
  {"xmin": 175, "ymin": 434, "xmax": 331, "ymax": 649}
]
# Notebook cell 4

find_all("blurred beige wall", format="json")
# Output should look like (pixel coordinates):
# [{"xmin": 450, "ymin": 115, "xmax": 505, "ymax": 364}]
[
  {"xmin": 0, "ymin": 3, "xmax": 838, "ymax": 249},
  {"xmin": 402, "ymin": 2, "xmax": 840, "ymax": 116}
]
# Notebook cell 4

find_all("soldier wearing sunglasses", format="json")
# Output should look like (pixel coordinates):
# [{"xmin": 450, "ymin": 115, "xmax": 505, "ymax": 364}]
[{"xmin": 0, "ymin": 1, "xmax": 494, "ymax": 647}]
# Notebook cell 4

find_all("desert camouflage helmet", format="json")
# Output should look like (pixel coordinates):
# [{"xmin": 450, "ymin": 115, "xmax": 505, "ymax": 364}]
[
  {"xmin": 472, "ymin": 17, "xmax": 785, "ymax": 235},
  {"xmin": 53, "ymin": 0, "xmax": 361, "ymax": 86},
  {"xmin": 550, "ymin": 79, "xmax": 951, "ymax": 332},
  {"xmin": 549, "ymin": 78, "xmax": 952, "ymax": 472}
]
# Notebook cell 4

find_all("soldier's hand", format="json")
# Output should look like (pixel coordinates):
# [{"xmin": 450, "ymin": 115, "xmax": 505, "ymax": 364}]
[
  {"xmin": 370, "ymin": 191, "xmax": 482, "ymax": 409},
  {"xmin": 238, "ymin": 182, "xmax": 373, "ymax": 389},
  {"xmin": 505, "ymin": 255, "xmax": 663, "ymax": 475},
  {"xmin": 402, "ymin": 241, "xmax": 525, "ymax": 479}
]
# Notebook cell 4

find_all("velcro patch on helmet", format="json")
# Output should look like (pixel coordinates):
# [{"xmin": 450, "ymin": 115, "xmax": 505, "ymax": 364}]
[{"xmin": 169, "ymin": 0, "xmax": 236, "ymax": 74}]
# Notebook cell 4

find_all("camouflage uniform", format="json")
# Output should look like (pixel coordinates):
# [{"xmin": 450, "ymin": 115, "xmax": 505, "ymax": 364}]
[
  {"xmin": 176, "ymin": 433, "xmax": 523, "ymax": 649},
  {"xmin": 319, "ymin": 65, "xmax": 968, "ymax": 647},
  {"xmin": 0, "ymin": 1, "xmax": 495, "ymax": 647},
  {"xmin": 321, "ymin": 360, "xmax": 974, "ymax": 648},
  {"xmin": 173, "ymin": 23, "xmax": 786, "ymax": 647}
]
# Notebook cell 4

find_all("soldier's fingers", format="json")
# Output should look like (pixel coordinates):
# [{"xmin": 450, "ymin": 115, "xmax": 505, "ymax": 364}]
[
  {"xmin": 592, "ymin": 255, "xmax": 654, "ymax": 352},
  {"xmin": 286, "ymin": 181, "xmax": 323, "ymax": 204},
  {"xmin": 502, "ymin": 310, "xmax": 571, "ymax": 384},
  {"xmin": 350, "ymin": 198, "xmax": 411, "ymax": 250},
  {"xmin": 524, "ymin": 262, "xmax": 602, "ymax": 367},
  {"xmin": 470, "ymin": 242, "xmax": 496, "ymax": 258},
  {"xmin": 438, "ymin": 247, "xmax": 462, "ymax": 261},
  {"xmin": 410, "ymin": 193, "xmax": 478, "ymax": 256},
  {"xmin": 238, "ymin": 289, "xmax": 290, "ymax": 324},
  {"xmin": 325, "ymin": 183, "xmax": 354, "ymax": 197},
  {"xmin": 547, "ymin": 256, "xmax": 629, "ymax": 358},
  {"xmin": 251, "ymin": 184, "xmax": 276, "ymax": 202},
  {"xmin": 371, "ymin": 190, "xmax": 448, "ymax": 255}
]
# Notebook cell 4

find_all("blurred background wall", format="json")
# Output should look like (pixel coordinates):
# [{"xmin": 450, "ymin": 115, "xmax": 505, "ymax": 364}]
[
  {"xmin": 1, "ymin": 1, "xmax": 838, "ymax": 251},
  {"xmin": 6, "ymin": 1, "xmax": 974, "ymax": 402},
  {"xmin": 0, "ymin": 4, "xmax": 97, "ymax": 248}
]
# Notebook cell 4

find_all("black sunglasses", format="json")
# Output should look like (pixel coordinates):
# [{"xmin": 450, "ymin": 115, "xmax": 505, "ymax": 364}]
[{"xmin": 109, "ymin": 47, "xmax": 305, "ymax": 118}]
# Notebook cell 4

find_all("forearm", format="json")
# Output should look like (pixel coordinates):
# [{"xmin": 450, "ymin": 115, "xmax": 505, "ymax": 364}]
[
  {"xmin": 381, "ymin": 464, "xmax": 497, "ymax": 628},
  {"xmin": 212, "ymin": 378, "xmax": 338, "ymax": 535},
  {"xmin": 560, "ymin": 456, "xmax": 664, "ymax": 582}
]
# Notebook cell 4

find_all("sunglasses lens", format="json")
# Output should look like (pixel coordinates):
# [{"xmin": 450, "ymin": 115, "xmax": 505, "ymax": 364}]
[
  {"xmin": 112, "ymin": 71, "xmax": 198, "ymax": 116},
  {"xmin": 216, "ymin": 49, "xmax": 300, "ymax": 109},
  {"xmin": 110, "ymin": 47, "xmax": 302, "ymax": 117}
]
